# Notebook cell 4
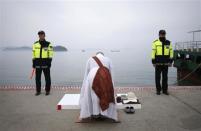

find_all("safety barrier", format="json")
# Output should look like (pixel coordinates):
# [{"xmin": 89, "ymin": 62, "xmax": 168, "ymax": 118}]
[
  {"xmin": 0, "ymin": 85, "xmax": 201, "ymax": 91},
  {"xmin": 175, "ymin": 41, "xmax": 201, "ymax": 52}
]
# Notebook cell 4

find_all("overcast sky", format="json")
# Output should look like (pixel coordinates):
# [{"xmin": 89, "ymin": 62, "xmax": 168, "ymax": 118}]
[{"xmin": 0, "ymin": 0, "xmax": 201, "ymax": 51}]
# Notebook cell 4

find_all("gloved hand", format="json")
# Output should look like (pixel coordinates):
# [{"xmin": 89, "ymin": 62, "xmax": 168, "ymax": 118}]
[
  {"xmin": 47, "ymin": 59, "xmax": 52, "ymax": 68},
  {"xmin": 32, "ymin": 59, "xmax": 36, "ymax": 68}
]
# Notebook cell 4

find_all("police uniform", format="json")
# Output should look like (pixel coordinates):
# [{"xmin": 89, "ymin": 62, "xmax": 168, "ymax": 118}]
[
  {"xmin": 32, "ymin": 40, "xmax": 53, "ymax": 94},
  {"xmin": 151, "ymin": 38, "xmax": 173, "ymax": 94}
]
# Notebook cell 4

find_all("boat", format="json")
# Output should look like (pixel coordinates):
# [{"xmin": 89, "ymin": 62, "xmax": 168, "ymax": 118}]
[
  {"xmin": 173, "ymin": 30, "xmax": 201, "ymax": 85},
  {"xmin": 110, "ymin": 50, "xmax": 120, "ymax": 52}
]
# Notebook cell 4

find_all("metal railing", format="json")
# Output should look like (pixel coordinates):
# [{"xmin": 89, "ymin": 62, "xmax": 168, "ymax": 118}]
[{"xmin": 175, "ymin": 41, "xmax": 201, "ymax": 52}]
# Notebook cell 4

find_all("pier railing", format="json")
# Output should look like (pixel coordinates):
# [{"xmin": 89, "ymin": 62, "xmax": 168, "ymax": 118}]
[{"xmin": 175, "ymin": 41, "xmax": 201, "ymax": 52}]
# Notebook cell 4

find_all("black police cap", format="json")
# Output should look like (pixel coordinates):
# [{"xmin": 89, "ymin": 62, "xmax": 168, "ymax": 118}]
[
  {"xmin": 159, "ymin": 30, "xmax": 166, "ymax": 35},
  {"xmin": 38, "ymin": 30, "xmax": 45, "ymax": 35}
]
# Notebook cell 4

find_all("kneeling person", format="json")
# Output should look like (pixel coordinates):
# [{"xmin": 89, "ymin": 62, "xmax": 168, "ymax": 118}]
[{"xmin": 79, "ymin": 52, "xmax": 118, "ymax": 122}]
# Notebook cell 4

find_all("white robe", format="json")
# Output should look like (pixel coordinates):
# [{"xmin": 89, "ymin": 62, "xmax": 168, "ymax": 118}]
[{"xmin": 79, "ymin": 54, "xmax": 117, "ymax": 121}]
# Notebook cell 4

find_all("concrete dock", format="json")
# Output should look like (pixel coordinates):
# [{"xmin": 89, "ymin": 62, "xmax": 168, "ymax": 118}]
[{"xmin": 0, "ymin": 86, "xmax": 201, "ymax": 131}]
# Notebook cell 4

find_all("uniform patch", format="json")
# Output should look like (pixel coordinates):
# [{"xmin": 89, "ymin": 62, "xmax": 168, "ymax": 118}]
[
  {"xmin": 43, "ymin": 47, "xmax": 48, "ymax": 51},
  {"xmin": 165, "ymin": 45, "xmax": 170, "ymax": 49}
]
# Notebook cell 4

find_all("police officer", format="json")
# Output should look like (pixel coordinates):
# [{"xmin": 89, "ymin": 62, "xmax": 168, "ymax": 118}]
[
  {"xmin": 152, "ymin": 30, "xmax": 173, "ymax": 95},
  {"xmin": 32, "ymin": 31, "xmax": 53, "ymax": 96}
]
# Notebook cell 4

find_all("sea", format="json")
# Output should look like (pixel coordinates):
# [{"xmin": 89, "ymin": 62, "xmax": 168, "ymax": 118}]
[{"xmin": 0, "ymin": 50, "xmax": 177, "ymax": 87}]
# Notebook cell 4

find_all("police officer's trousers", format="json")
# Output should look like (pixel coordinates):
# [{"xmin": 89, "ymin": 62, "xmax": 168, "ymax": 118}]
[
  {"xmin": 155, "ymin": 65, "xmax": 168, "ymax": 92},
  {"xmin": 35, "ymin": 68, "xmax": 51, "ymax": 93}
]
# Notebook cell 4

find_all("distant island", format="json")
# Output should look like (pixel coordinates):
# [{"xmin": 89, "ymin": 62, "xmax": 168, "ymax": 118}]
[
  {"xmin": 2, "ymin": 46, "xmax": 31, "ymax": 51},
  {"xmin": 53, "ymin": 46, "xmax": 68, "ymax": 51},
  {"xmin": 2, "ymin": 45, "xmax": 68, "ymax": 52}
]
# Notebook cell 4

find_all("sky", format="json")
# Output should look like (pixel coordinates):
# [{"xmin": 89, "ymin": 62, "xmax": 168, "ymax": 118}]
[{"xmin": 0, "ymin": 0, "xmax": 201, "ymax": 51}]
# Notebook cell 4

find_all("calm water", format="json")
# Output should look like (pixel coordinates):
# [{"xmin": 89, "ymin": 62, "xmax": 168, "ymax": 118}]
[{"xmin": 0, "ymin": 50, "xmax": 177, "ymax": 87}]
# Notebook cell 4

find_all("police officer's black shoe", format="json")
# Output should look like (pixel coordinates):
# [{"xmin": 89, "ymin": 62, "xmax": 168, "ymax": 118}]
[
  {"xmin": 156, "ymin": 91, "xmax": 161, "ymax": 95},
  {"xmin": 35, "ymin": 92, "xmax": 41, "ymax": 96},
  {"xmin": 45, "ymin": 92, "xmax": 50, "ymax": 96},
  {"xmin": 163, "ymin": 92, "xmax": 169, "ymax": 95}
]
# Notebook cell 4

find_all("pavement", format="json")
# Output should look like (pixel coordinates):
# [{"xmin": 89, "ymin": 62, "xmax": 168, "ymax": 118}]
[{"xmin": 0, "ymin": 86, "xmax": 201, "ymax": 131}]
